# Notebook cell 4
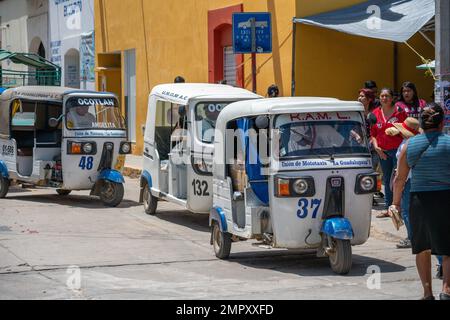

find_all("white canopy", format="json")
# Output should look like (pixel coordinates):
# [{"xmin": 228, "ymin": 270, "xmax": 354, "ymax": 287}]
[{"xmin": 294, "ymin": 0, "xmax": 435, "ymax": 43}]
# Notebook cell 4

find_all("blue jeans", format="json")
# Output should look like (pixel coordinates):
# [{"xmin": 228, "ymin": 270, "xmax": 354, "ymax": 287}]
[
  {"xmin": 437, "ymin": 256, "xmax": 443, "ymax": 266},
  {"xmin": 401, "ymin": 180, "xmax": 412, "ymax": 239},
  {"xmin": 379, "ymin": 149, "xmax": 398, "ymax": 208},
  {"xmin": 371, "ymin": 149, "xmax": 380, "ymax": 170}
]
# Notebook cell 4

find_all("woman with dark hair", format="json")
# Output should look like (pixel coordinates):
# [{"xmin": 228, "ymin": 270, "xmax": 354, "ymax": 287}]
[
  {"xmin": 395, "ymin": 81, "xmax": 427, "ymax": 119},
  {"xmin": 358, "ymin": 88, "xmax": 379, "ymax": 170},
  {"xmin": 392, "ymin": 103, "xmax": 450, "ymax": 300},
  {"xmin": 371, "ymin": 88, "xmax": 407, "ymax": 216},
  {"xmin": 358, "ymin": 88, "xmax": 377, "ymax": 113}
]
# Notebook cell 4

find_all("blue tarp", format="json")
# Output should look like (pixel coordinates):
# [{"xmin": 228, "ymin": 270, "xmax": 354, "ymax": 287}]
[{"xmin": 294, "ymin": 0, "xmax": 435, "ymax": 43}]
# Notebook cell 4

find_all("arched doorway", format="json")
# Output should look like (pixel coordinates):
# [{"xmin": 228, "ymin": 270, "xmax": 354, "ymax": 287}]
[
  {"xmin": 64, "ymin": 49, "xmax": 80, "ymax": 88},
  {"xmin": 28, "ymin": 37, "xmax": 47, "ymax": 85},
  {"xmin": 208, "ymin": 5, "xmax": 244, "ymax": 87},
  {"xmin": 214, "ymin": 24, "xmax": 236, "ymax": 86},
  {"xmin": 29, "ymin": 37, "xmax": 46, "ymax": 58},
  {"xmin": 38, "ymin": 42, "xmax": 46, "ymax": 59}
]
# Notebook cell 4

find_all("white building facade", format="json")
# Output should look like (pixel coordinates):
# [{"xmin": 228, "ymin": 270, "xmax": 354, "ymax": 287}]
[
  {"xmin": 0, "ymin": 0, "xmax": 49, "ymax": 73},
  {"xmin": 49, "ymin": 0, "xmax": 95, "ymax": 89}
]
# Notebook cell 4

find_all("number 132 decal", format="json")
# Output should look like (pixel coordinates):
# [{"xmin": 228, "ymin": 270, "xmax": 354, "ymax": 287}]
[
  {"xmin": 297, "ymin": 198, "xmax": 322, "ymax": 219},
  {"xmin": 192, "ymin": 179, "xmax": 209, "ymax": 196}
]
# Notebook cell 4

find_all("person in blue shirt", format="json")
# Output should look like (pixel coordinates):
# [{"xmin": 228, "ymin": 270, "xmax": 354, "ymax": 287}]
[{"xmin": 392, "ymin": 103, "xmax": 450, "ymax": 300}]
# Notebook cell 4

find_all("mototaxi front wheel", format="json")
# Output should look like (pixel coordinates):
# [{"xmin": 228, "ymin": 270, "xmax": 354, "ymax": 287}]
[
  {"xmin": 56, "ymin": 189, "xmax": 71, "ymax": 196},
  {"xmin": 100, "ymin": 181, "xmax": 124, "ymax": 207},
  {"xmin": 328, "ymin": 238, "xmax": 352, "ymax": 275},
  {"xmin": 212, "ymin": 222, "xmax": 231, "ymax": 259}
]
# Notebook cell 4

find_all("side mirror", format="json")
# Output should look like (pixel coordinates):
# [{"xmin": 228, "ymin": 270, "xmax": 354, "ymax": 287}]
[
  {"xmin": 48, "ymin": 115, "xmax": 63, "ymax": 128},
  {"xmin": 48, "ymin": 118, "xmax": 59, "ymax": 128},
  {"xmin": 255, "ymin": 115, "xmax": 269, "ymax": 129},
  {"xmin": 367, "ymin": 113, "xmax": 377, "ymax": 126}
]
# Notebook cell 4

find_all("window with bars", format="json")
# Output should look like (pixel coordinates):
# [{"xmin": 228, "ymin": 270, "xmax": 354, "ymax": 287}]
[{"xmin": 223, "ymin": 46, "xmax": 236, "ymax": 86}]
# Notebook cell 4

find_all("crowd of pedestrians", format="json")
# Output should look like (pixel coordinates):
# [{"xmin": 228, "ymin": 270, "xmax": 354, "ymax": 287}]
[{"xmin": 361, "ymin": 81, "xmax": 449, "ymax": 300}]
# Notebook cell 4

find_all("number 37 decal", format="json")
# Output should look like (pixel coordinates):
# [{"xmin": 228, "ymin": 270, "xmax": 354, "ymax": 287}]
[{"xmin": 297, "ymin": 198, "xmax": 322, "ymax": 219}]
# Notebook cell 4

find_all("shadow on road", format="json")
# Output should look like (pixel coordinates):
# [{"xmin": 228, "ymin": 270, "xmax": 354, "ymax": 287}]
[
  {"xmin": 5, "ymin": 186, "xmax": 33, "ymax": 194},
  {"xmin": 152, "ymin": 209, "xmax": 210, "ymax": 233},
  {"xmin": 225, "ymin": 249, "xmax": 406, "ymax": 277},
  {"xmin": 4, "ymin": 193, "xmax": 141, "ymax": 209}
]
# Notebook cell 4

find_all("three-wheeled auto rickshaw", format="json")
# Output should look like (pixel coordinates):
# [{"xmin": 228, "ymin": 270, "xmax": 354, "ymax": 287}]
[
  {"xmin": 140, "ymin": 83, "xmax": 261, "ymax": 214},
  {"xmin": 209, "ymin": 97, "xmax": 377, "ymax": 274},
  {"xmin": 0, "ymin": 86, "xmax": 131, "ymax": 206}
]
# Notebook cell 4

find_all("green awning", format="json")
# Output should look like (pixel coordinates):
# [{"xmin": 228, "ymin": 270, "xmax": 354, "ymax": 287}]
[
  {"xmin": 0, "ymin": 50, "xmax": 58, "ymax": 70},
  {"xmin": 416, "ymin": 60, "xmax": 435, "ymax": 70}
]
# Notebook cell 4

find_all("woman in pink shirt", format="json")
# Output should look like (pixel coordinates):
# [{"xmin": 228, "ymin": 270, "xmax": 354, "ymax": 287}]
[{"xmin": 395, "ymin": 82, "xmax": 427, "ymax": 119}]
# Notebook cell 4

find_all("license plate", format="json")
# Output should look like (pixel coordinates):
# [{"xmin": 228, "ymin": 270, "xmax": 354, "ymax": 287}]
[{"xmin": 115, "ymin": 155, "xmax": 126, "ymax": 170}]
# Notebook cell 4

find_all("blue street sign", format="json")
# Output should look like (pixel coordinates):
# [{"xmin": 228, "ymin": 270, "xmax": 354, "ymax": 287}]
[{"xmin": 232, "ymin": 12, "xmax": 272, "ymax": 54}]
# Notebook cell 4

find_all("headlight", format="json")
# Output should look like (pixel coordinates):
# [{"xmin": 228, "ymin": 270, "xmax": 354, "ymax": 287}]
[
  {"xmin": 355, "ymin": 173, "xmax": 377, "ymax": 194},
  {"xmin": 275, "ymin": 176, "xmax": 315, "ymax": 197},
  {"xmin": 293, "ymin": 179, "xmax": 309, "ymax": 194},
  {"xmin": 121, "ymin": 142, "xmax": 131, "ymax": 154},
  {"xmin": 360, "ymin": 176, "xmax": 375, "ymax": 191},
  {"xmin": 83, "ymin": 143, "xmax": 93, "ymax": 154},
  {"xmin": 67, "ymin": 141, "xmax": 96, "ymax": 155}
]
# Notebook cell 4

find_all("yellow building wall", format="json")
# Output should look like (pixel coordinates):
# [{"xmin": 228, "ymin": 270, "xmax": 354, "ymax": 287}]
[
  {"xmin": 95, "ymin": 0, "xmax": 295, "ymax": 154},
  {"xmin": 95, "ymin": 0, "xmax": 435, "ymax": 154}
]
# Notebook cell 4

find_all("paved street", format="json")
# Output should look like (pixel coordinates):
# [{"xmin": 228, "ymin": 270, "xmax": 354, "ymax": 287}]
[{"xmin": 0, "ymin": 177, "xmax": 443, "ymax": 300}]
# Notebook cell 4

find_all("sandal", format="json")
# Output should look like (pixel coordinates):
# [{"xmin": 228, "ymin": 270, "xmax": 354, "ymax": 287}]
[
  {"xmin": 439, "ymin": 293, "xmax": 450, "ymax": 300},
  {"xmin": 396, "ymin": 238, "xmax": 411, "ymax": 249},
  {"xmin": 421, "ymin": 295, "xmax": 435, "ymax": 300}
]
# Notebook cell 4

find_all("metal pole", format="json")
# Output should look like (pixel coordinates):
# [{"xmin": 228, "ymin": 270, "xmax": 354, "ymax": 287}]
[
  {"xmin": 291, "ymin": 21, "xmax": 297, "ymax": 96},
  {"xmin": 393, "ymin": 42, "xmax": 398, "ymax": 93},
  {"xmin": 251, "ymin": 18, "xmax": 257, "ymax": 93},
  {"xmin": 435, "ymin": 0, "xmax": 450, "ymax": 131}
]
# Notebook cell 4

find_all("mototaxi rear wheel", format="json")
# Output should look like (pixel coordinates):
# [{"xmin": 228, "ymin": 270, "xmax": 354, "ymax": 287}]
[
  {"xmin": 0, "ymin": 176, "xmax": 10, "ymax": 198},
  {"xmin": 143, "ymin": 183, "xmax": 158, "ymax": 215}
]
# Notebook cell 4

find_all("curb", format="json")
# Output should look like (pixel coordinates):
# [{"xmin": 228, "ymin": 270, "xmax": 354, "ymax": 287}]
[
  {"xmin": 123, "ymin": 166, "xmax": 142, "ymax": 179},
  {"xmin": 370, "ymin": 225, "xmax": 404, "ymax": 242}
]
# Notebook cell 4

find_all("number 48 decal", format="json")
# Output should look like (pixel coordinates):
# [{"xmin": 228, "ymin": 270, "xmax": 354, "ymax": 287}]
[
  {"xmin": 79, "ymin": 156, "xmax": 94, "ymax": 170},
  {"xmin": 297, "ymin": 198, "xmax": 322, "ymax": 219}
]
